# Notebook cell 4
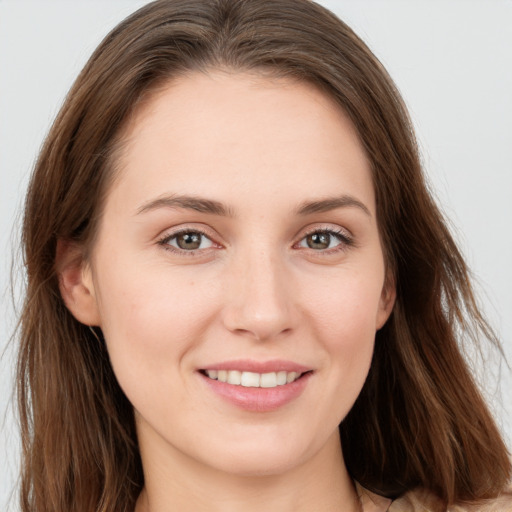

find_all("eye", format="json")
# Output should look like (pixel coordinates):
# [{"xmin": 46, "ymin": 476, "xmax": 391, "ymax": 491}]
[
  {"xmin": 160, "ymin": 230, "xmax": 214, "ymax": 251},
  {"xmin": 297, "ymin": 229, "xmax": 351, "ymax": 251}
]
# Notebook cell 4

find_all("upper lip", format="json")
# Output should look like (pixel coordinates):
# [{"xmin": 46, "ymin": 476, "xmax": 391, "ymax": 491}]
[{"xmin": 200, "ymin": 359, "xmax": 312, "ymax": 374}]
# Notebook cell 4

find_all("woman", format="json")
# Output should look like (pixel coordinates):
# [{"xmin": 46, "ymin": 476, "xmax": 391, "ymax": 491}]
[{"xmin": 17, "ymin": 0, "xmax": 511, "ymax": 511}]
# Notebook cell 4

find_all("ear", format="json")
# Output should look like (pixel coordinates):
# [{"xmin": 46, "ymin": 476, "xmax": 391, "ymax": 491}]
[
  {"xmin": 376, "ymin": 272, "xmax": 396, "ymax": 330},
  {"xmin": 56, "ymin": 239, "xmax": 101, "ymax": 326}
]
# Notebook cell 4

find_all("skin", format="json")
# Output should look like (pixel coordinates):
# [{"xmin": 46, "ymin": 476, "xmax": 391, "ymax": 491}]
[{"xmin": 59, "ymin": 70, "xmax": 395, "ymax": 512}]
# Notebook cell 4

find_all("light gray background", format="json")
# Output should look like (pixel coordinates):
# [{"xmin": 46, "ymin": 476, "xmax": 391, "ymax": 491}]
[{"xmin": 1, "ymin": 1, "xmax": 511, "ymax": 509}]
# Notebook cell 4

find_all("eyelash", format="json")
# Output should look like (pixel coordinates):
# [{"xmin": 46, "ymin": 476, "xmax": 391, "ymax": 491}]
[
  {"xmin": 157, "ymin": 227, "xmax": 216, "ymax": 256},
  {"xmin": 157, "ymin": 226, "xmax": 354, "ymax": 256},
  {"xmin": 296, "ymin": 227, "xmax": 354, "ymax": 254}
]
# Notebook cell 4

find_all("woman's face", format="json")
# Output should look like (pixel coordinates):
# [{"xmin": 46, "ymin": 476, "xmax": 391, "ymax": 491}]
[{"xmin": 76, "ymin": 71, "xmax": 394, "ymax": 477}]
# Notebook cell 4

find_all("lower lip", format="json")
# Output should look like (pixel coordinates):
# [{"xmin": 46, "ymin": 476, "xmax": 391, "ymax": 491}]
[{"xmin": 199, "ymin": 372, "xmax": 312, "ymax": 412}]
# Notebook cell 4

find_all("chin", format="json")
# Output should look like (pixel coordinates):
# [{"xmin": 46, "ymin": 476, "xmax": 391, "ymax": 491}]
[
  {"xmin": 197, "ymin": 431, "xmax": 321, "ymax": 478},
  {"xmin": 211, "ymin": 451, "xmax": 304, "ymax": 478}
]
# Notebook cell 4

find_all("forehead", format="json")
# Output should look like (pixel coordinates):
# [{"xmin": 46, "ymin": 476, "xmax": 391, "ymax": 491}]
[{"xmin": 108, "ymin": 70, "xmax": 374, "ymax": 216}]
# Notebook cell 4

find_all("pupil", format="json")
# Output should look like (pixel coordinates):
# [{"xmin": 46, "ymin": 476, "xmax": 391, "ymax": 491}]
[
  {"xmin": 177, "ymin": 232, "xmax": 201, "ymax": 250},
  {"xmin": 307, "ymin": 232, "xmax": 330, "ymax": 249}
]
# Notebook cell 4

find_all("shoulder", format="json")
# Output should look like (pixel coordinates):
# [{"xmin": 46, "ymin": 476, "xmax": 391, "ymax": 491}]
[
  {"xmin": 389, "ymin": 486, "xmax": 512, "ymax": 512},
  {"xmin": 355, "ymin": 482, "xmax": 512, "ymax": 512},
  {"xmin": 355, "ymin": 481, "xmax": 393, "ymax": 512}
]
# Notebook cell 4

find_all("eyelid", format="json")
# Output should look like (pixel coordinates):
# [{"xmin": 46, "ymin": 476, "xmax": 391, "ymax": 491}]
[
  {"xmin": 299, "ymin": 223, "xmax": 353, "ymax": 238},
  {"xmin": 294, "ymin": 224, "xmax": 355, "ymax": 253},
  {"xmin": 156, "ymin": 224, "xmax": 223, "ymax": 255},
  {"xmin": 155, "ymin": 222, "xmax": 355, "ymax": 257}
]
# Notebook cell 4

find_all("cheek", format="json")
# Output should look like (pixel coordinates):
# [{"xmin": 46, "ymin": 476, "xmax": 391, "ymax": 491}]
[
  {"xmin": 301, "ymin": 269, "xmax": 383, "ymax": 399},
  {"xmin": 93, "ymin": 259, "xmax": 219, "ymax": 395},
  {"xmin": 305, "ymin": 267, "xmax": 385, "ymax": 338}
]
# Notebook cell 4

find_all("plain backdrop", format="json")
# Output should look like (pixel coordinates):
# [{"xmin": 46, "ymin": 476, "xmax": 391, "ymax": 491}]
[{"xmin": 1, "ymin": 1, "xmax": 511, "ymax": 509}]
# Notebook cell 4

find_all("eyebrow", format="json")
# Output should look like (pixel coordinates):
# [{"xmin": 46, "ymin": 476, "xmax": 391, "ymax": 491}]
[
  {"xmin": 136, "ymin": 194, "xmax": 234, "ymax": 217},
  {"xmin": 136, "ymin": 193, "xmax": 371, "ymax": 218},
  {"xmin": 295, "ymin": 195, "xmax": 371, "ymax": 217}
]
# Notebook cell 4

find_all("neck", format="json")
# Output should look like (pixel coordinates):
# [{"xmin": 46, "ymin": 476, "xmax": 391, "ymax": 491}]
[{"xmin": 134, "ymin": 429, "xmax": 360, "ymax": 512}]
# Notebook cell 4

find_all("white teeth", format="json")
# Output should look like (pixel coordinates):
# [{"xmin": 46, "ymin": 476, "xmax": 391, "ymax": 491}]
[
  {"xmin": 204, "ymin": 370, "xmax": 303, "ymax": 388},
  {"xmin": 260, "ymin": 372, "xmax": 277, "ymax": 388},
  {"xmin": 227, "ymin": 370, "xmax": 241, "ymax": 385},
  {"xmin": 241, "ymin": 371, "xmax": 260, "ymax": 387},
  {"xmin": 286, "ymin": 371, "xmax": 297, "ymax": 383}
]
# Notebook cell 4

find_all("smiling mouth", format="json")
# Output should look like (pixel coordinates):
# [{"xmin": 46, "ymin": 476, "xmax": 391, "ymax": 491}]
[{"xmin": 200, "ymin": 369, "xmax": 310, "ymax": 388}]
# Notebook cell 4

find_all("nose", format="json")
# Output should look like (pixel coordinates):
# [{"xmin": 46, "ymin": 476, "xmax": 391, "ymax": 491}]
[{"xmin": 221, "ymin": 248, "xmax": 297, "ymax": 342}]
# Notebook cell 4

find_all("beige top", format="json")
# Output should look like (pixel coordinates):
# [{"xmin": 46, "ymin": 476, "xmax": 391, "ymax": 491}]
[{"xmin": 356, "ymin": 482, "xmax": 512, "ymax": 512}]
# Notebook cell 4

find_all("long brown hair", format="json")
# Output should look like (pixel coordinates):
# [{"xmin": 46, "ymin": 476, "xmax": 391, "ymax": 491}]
[{"xmin": 18, "ymin": 0, "xmax": 511, "ymax": 510}]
